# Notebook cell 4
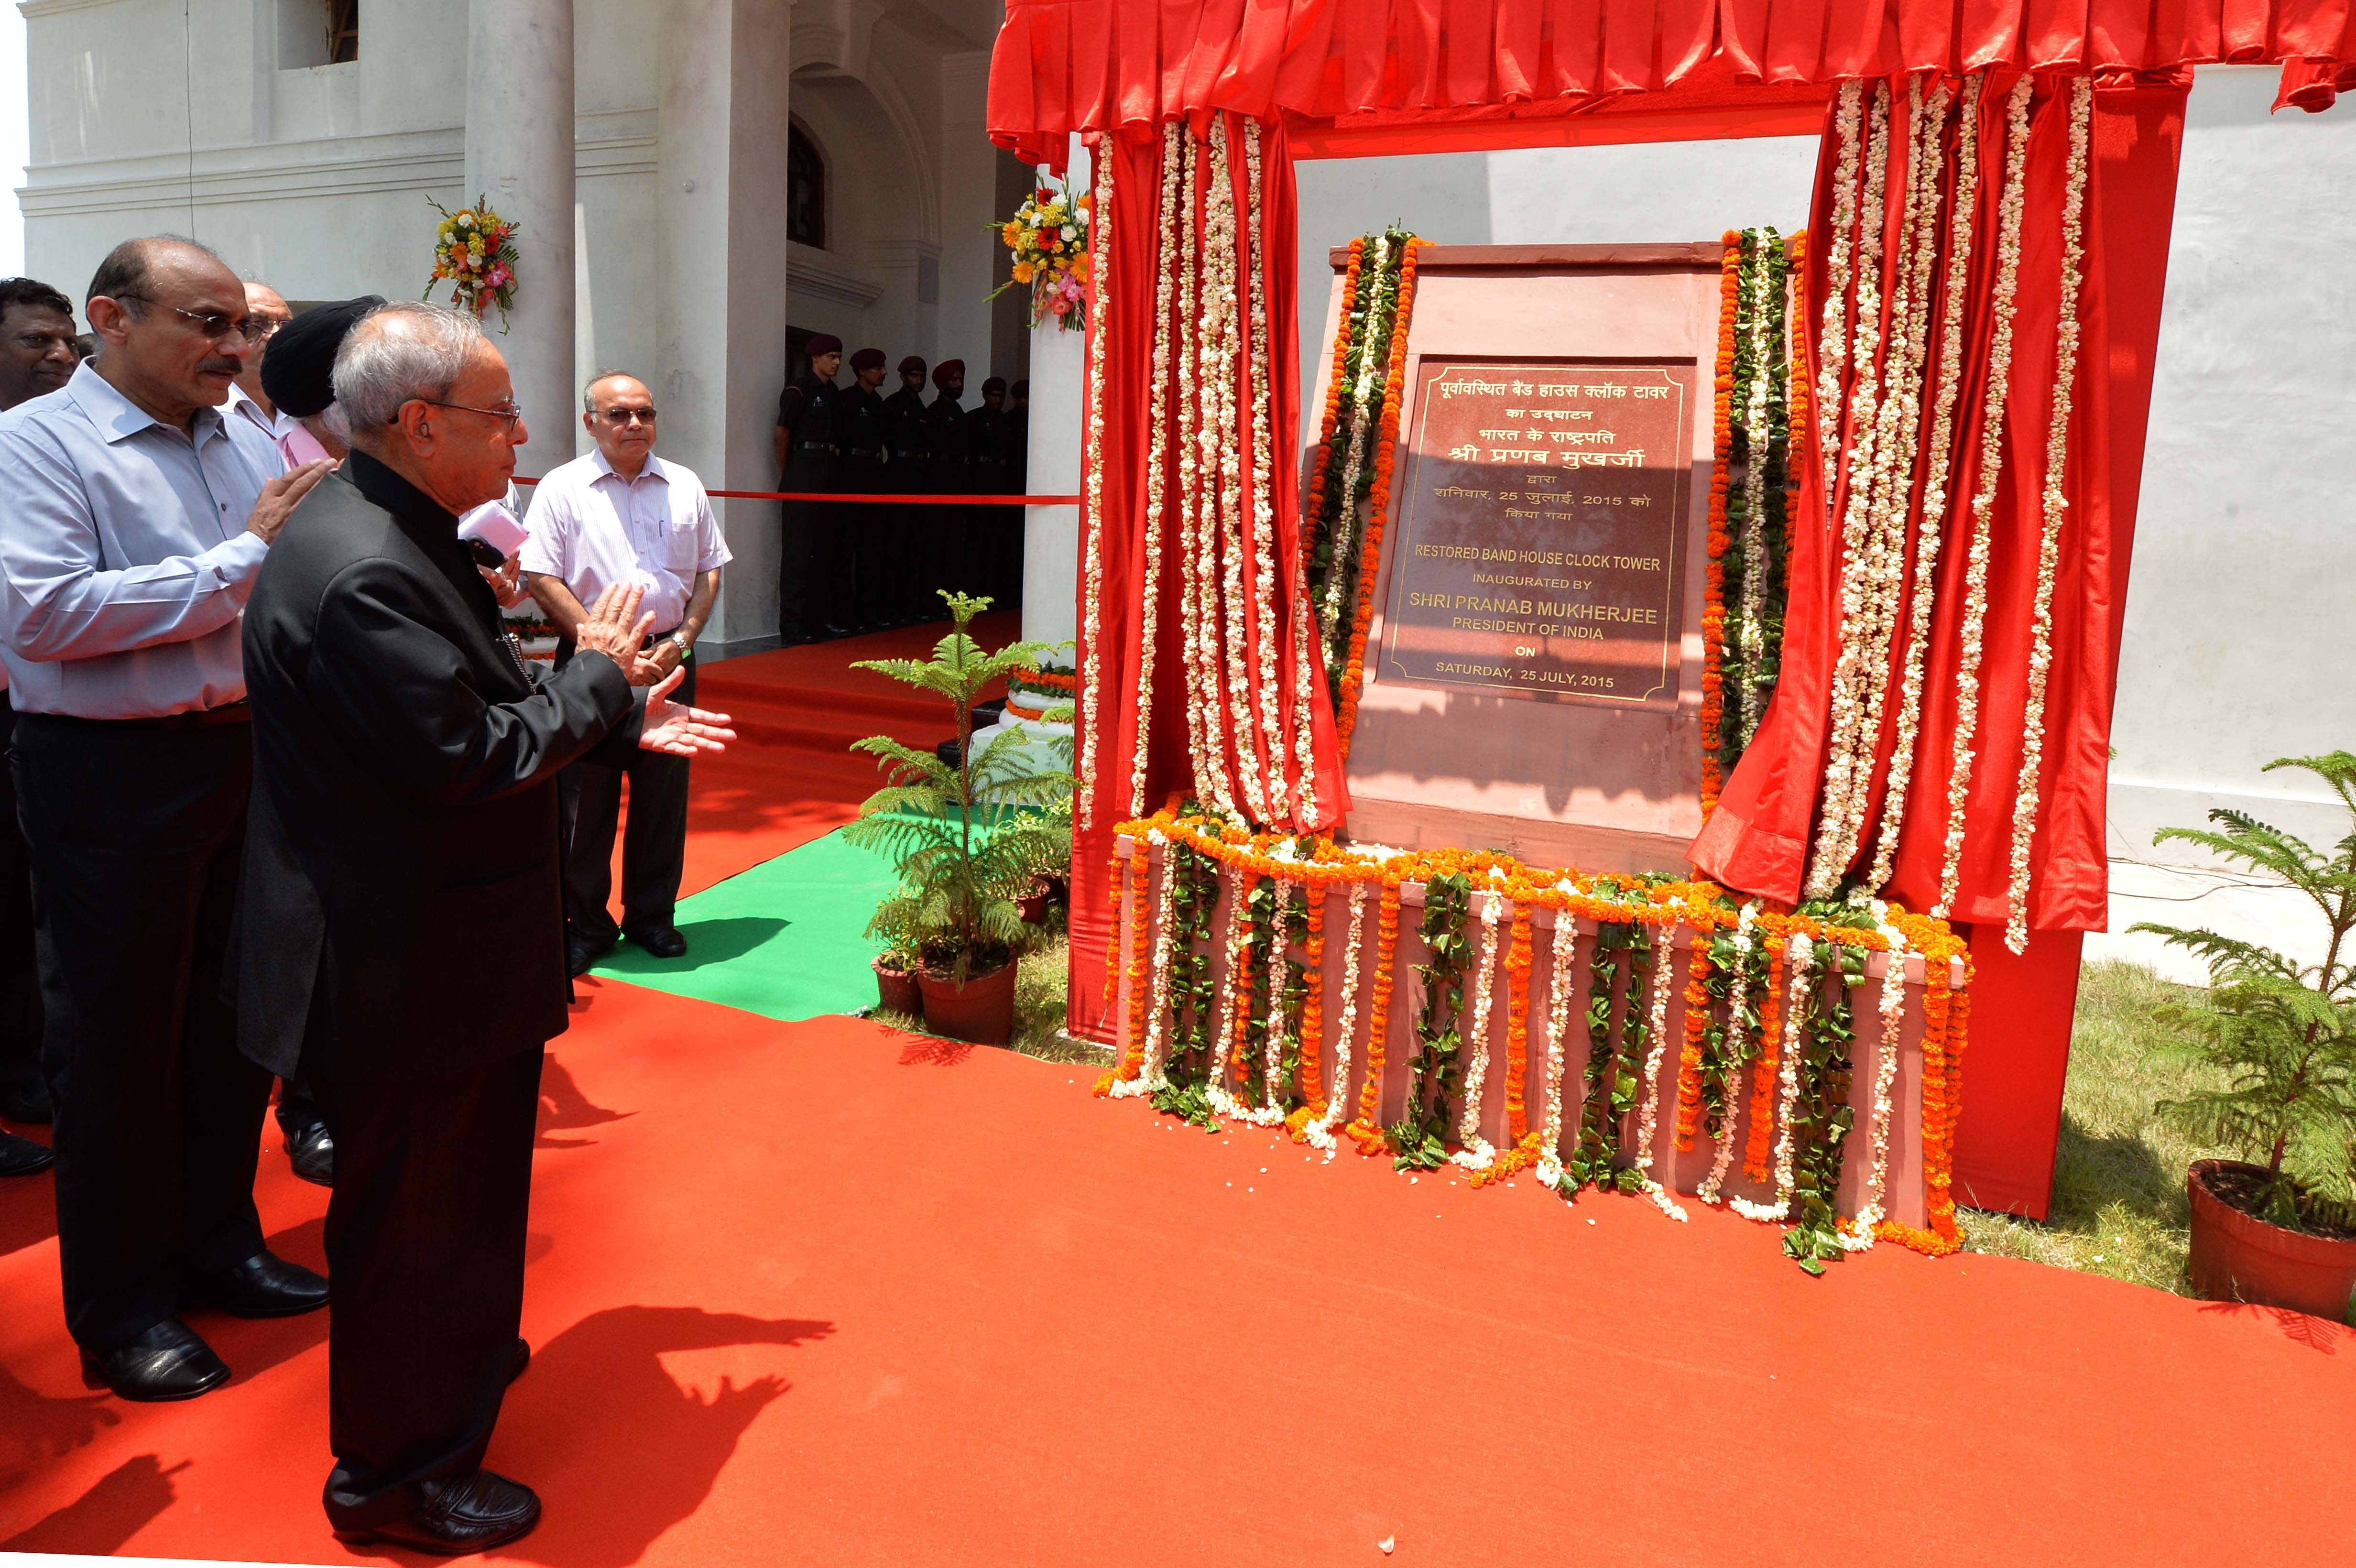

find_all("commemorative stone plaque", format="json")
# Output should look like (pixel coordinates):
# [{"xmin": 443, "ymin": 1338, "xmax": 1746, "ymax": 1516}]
[
  {"xmin": 1380, "ymin": 359, "xmax": 1695, "ymax": 713},
  {"xmin": 1316, "ymin": 243, "xmax": 1723, "ymax": 873}
]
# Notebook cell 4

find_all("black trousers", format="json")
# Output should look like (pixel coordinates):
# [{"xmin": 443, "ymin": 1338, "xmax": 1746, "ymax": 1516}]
[
  {"xmin": 557, "ymin": 651, "xmax": 694, "ymax": 941},
  {"xmin": 776, "ymin": 453, "xmax": 832, "ymax": 641},
  {"xmin": 12, "ymin": 713, "xmax": 268, "ymax": 1350},
  {"xmin": 312, "ymin": 1046, "xmax": 544, "ymax": 1519},
  {"xmin": 0, "ymin": 706, "xmax": 44, "ymax": 1110}
]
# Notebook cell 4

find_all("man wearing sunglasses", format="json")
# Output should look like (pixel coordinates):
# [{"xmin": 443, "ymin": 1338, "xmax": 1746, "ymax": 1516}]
[
  {"xmin": 521, "ymin": 371, "xmax": 731, "ymax": 974},
  {"xmin": 0, "ymin": 236, "xmax": 333, "ymax": 1402}
]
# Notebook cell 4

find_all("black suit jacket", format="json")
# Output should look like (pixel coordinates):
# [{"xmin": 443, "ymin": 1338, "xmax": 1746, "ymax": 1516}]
[{"xmin": 236, "ymin": 451, "xmax": 644, "ymax": 1082}]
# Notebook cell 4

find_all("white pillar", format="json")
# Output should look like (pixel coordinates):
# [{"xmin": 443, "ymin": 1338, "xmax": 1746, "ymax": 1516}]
[
  {"xmin": 466, "ymin": 0, "xmax": 575, "ymax": 481},
  {"xmin": 1021, "ymin": 137, "xmax": 1090, "ymax": 647},
  {"xmin": 654, "ymin": 0, "xmax": 794, "ymax": 652}
]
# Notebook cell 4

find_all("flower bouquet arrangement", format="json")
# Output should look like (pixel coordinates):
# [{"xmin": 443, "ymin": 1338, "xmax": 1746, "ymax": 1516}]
[
  {"xmin": 989, "ymin": 179, "xmax": 1091, "ymax": 331},
  {"xmin": 1004, "ymin": 661, "xmax": 1077, "ymax": 724},
  {"xmin": 425, "ymin": 194, "xmax": 519, "ymax": 328}
]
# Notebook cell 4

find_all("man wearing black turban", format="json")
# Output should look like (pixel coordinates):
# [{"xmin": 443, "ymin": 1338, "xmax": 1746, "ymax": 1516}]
[{"xmin": 260, "ymin": 295, "xmax": 384, "ymax": 465}]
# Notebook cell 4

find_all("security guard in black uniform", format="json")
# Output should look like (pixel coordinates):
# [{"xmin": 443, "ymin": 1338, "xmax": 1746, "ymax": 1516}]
[
  {"xmin": 882, "ymin": 355, "xmax": 934, "ymax": 626},
  {"xmin": 966, "ymin": 376, "xmax": 1015, "ymax": 608},
  {"xmin": 773, "ymin": 333, "xmax": 843, "ymax": 645},
  {"xmin": 838, "ymin": 348, "xmax": 894, "ymax": 633},
  {"xmin": 923, "ymin": 360, "xmax": 970, "ymax": 613}
]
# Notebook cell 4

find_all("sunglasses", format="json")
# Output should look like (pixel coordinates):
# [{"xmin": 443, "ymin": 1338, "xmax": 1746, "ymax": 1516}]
[
  {"xmin": 117, "ymin": 298, "xmax": 267, "ymax": 343},
  {"xmin": 599, "ymin": 406, "xmax": 657, "ymax": 425}
]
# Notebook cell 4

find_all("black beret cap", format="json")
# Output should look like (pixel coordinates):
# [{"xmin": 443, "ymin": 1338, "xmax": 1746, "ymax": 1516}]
[
  {"xmin": 805, "ymin": 333, "xmax": 842, "ymax": 357},
  {"xmin": 982, "ymin": 376, "xmax": 1007, "ymax": 394},
  {"xmin": 260, "ymin": 294, "xmax": 384, "ymax": 418},
  {"xmin": 898, "ymin": 355, "xmax": 927, "ymax": 375},
  {"xmin": 849, "ymin": 347, "xmax": 886, "ymax": 372}
]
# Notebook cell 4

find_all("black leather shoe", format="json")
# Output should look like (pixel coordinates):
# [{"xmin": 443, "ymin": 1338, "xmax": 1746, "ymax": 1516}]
[
  {"xmin": 0, "ymin": 1078, "xmax": 53, "ymax": 1123},
  {"xmin": 284, "ymin": 1121, "xmax": 335, "ymax": 1187},
  {"xmin": 84, "ymin": 1316, "xmax": 230, "ymax": 1402},
  {"xmin": 334, "ymin": 1469, "xmax": 542, "ymax": 1556},
  {"xmin": 187, "ymin": 1250, "xmax": 329, "ymax": 1318},
  {"xmin": 621, "ymin": 923, "xmax": 687, "ymax": 960},
  {"xmin": 566, "ymin": 930, "xmax": 615, "ymax": 978},
  {"xmin": 508, "ymin": 1337, "xmax": 530, "ymax": 1384},
  {"xmin": 0, "ymin": 1130, "xmax": 54, "ymax": 1176}
]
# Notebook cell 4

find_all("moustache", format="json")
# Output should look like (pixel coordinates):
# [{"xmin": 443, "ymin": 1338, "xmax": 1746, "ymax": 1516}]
[{"xmin": 197, "ymin": 356, "xmax": 242, "ymax": 377}]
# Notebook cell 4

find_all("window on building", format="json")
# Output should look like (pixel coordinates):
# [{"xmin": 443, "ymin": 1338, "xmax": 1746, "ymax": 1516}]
[
  {"xmin": 327, "ymin": 1, "xmax": 360, "ymax": 64},
  {"xmin": 788, "ymin": 127, "xmax": 826, "ymax": 250}
]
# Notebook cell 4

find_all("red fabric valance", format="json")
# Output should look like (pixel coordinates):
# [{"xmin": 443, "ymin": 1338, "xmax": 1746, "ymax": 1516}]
[{"xmin": 989, "ymin": 0, "xmax": 2350, "ymax": 162}]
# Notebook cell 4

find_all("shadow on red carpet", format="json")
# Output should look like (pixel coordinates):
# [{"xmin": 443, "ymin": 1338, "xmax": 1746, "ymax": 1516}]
[{"xmin": 4, "ymin": 976, "xmax": 2354, "ymax": 1566}]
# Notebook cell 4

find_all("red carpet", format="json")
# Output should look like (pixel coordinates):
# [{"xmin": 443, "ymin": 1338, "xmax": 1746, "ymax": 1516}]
[
  {"xmin": 3, "ymin": 979, "xmax": 2355, "ymax": 1565},
  {"xmin": 672, "ymin": 611, "xmax": 1021, "ymax": 897}
]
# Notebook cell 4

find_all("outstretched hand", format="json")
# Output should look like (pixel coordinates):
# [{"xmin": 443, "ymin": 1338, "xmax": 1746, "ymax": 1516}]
[{"xmin": 638, "ymin": 664, "xmax": 734, "ymax": 756}]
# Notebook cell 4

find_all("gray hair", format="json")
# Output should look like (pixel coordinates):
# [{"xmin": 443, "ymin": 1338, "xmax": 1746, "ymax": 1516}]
[
  {"xmin": 332, "ymin": 301, "xmax": 486, "ymax": 433},
  {"xmin": 582, "ymin": 368, "xmax": 642, "ymax": 413}
]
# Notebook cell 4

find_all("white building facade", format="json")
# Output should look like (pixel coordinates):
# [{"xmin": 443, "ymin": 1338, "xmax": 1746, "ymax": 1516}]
[{"xmin": 17, "ymin": 12, "xmax": 2351, "ymax": 964}]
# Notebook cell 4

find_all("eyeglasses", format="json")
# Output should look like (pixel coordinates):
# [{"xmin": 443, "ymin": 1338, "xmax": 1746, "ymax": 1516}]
[
  {"xmin": 599, "ymin": 406, "xmax": 657, "ymax": 425},
  {"xmin": 409, "ymin": 399, "xmax": 526, "ymax": 434},
  {"xmin": 116, "ymin": 298, "xmax": 261, "ymax": 343}
]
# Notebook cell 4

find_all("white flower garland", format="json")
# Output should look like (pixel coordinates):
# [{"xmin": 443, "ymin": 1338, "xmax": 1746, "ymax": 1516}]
[
  {"xmin": 1258, "ymin": 877, "xmax": 1292, "ymax": 1121},
  {"xmin": 1127, "ymin": 126, "xmax": 1185, "ymax": 817},
  {"xmin": 1729, "ymin": 931, "xmax": 1814, "ymax": 1223},
  {"xmin": 1450, "ymin": 893, "xmax": 1504, "ymax": 1169},
  {"xmin": 1075, "ymin": 148, "xmax": 1112, "ymax": 829},
  {"xmin": 2004, "ymin": 76, "xmax": 2094, "ymax": 955},
  {"xmin": 1805, "ymin": 80, "xmax": 1893, "ymax": 899},
  {"xmin": 1814, "ymin": 81, "xmax": 1865, "ymax": 510},
  {"xmin": 1632, "ymin": 922, "xmax": 1690, "ymax": 1221},
  {"xmin": 1533, "ymin": 895, "xmax": 1579, "ymax": 1188},
  {"xmin": 1841, "ymin": 927, "xmax": 1912, "ymax": 1245},
  {"xmin": 1870, "ymin": 73, "xmax": 1985, "ymax": 891},
  {"xmin": 1203, "ymin": 862, "xmax": 1250, "ymax": 1115},
  {"xmin": 1696, "ymin": 907, "xmax": 1759, "ymax": 1205},
  {"xmin": 1736, "ymin": 233, "xmax": 1776, "ymax": 744},
  {"xmin": 1320, "ymin": 234, "xmax": 1393, "ymax": 643},
  {"xmin": 1834, "ymin": 78, "xmax": 1948, "ymax": 890},
  {"xmin": 1205, "ymin": 119, "xmax": 1271, "ymax": 824},
  {"xmin": 1305, "ymin": 881, "xmax": 1369, "ymax": 1148},
  {"xmin": 1936, "ymin": 75, "xmax": 2035, "ymax": 917},
  {"xmin": 1240, "ymin": 120, "xmax": 1306, "ymax": 828}
]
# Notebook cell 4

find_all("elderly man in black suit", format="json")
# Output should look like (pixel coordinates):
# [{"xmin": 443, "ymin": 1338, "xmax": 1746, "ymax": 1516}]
[{"xmin": 237, "ymin": 301, "xmax": 732, "ymax": 1555}]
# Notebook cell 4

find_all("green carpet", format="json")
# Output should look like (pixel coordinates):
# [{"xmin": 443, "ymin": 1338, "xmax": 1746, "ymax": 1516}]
[{"xmin": 589, "ymin": 828, "xmax": 892, "ymax": 1020}]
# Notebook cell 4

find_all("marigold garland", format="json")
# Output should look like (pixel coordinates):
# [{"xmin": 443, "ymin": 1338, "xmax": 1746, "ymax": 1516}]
[
  {"xmin": 1104, "ymin": 816, "xmax": 1973, "ymax": 1259},
  {"xmin": 1334, "ymin": 239, "xmax": 1422, "ymax": 755},
  {"xmin": 1116, "ymin": 847, "xmax": 1153, "ymax": 1079},
  {"xmin": 1701, "ymin": 233, "xmax": 1740, "ymax": 818},
  {"xmin": 1673, "ymin": 936, "xmax": 1715, "ymax": 1149},
  {"xmin": 1298, "ymin": 884, "xmax": 1328, "ymax": 1112},
  {"xmin": 1073, "ymin": 145, "xmax": 1111, "ymax": 830}
]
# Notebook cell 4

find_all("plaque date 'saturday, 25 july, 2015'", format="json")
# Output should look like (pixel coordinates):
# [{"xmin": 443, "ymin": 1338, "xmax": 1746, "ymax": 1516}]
[{"xmin": 1378, "ymin": 359, "xmax": 1694, "ymax": 712}]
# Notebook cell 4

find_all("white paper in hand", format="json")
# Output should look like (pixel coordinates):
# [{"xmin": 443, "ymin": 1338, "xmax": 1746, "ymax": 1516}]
[{"xmin": 457, "ymin": 501, "xmax": 529, "ymax": 562}]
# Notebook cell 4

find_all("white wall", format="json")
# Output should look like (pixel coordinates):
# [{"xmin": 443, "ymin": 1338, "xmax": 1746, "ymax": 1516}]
[{"xmin": 0, "ymin": 1, "xmax": 25, "ymax": 276}]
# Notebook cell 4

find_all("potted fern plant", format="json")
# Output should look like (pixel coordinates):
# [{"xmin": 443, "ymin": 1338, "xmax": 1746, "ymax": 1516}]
[
  {"xmin": 843, "ymin": 593, "xmax": 1074, "ymax": 1045},
  {"xmin": 2132, "ymin": 751, "xmax": 2356, "ymax": 1320}
]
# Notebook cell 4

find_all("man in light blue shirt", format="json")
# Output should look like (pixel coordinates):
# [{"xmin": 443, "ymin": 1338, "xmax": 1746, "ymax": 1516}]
[{"xmin": 0, "ymin": 235, "xmax": 329, "ymax": 1402}]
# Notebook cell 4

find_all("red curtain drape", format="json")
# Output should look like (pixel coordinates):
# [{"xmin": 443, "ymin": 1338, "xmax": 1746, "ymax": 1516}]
[
  {"xmin": 1066, "ymin": 116, "xmax": 1345, "ymax": 1041},
  {"xmin": 989, "ymin": 0, "xmax": 2346, "ymax": 164},
  {"xmin": 1691, "ymin": 71, "xmax": 2188, "ymax": 936}
]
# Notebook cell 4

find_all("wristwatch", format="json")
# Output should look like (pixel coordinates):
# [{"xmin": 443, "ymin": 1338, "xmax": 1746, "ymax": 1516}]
[{"xmin": 668, "ymin": 632, "xmax": 692, "ymax": 660}]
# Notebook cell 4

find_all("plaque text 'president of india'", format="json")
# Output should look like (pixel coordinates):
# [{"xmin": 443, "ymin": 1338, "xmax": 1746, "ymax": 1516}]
[{"xmin": 1380, "ymin": 359, "xmax": 1695, "ymax": 714}]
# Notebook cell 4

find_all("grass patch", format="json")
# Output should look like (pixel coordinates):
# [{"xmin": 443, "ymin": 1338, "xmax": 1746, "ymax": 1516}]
[{"xmin": 1961, "ymin": 958, "xmax": 2238, "ymax": 1298}]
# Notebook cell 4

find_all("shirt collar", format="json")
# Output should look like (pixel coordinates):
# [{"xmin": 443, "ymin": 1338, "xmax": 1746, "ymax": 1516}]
[
  {"xmin": 65, "ymin": 360, "xmax": 229, "ymax": 447},
  {"xmin": 221, "ymin": 382, "xmax": 292, "ymax": 438},
  {"xmin": 346, "ymin": 447, "xmax": 457, "ymax": 532},
  {"xmin": 588, "ymin": 447, "xmax": 666, "ymax": 487}
]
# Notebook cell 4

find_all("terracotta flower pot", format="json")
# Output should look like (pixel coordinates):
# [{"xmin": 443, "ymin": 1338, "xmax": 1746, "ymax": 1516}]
[
  {"xmin": 2187, "ymin": 1158, "xmax": 2356, "ymax": 1321},
  {"xmin": 872, "ymin": 956, "xmax": 922, "ymax": 1019},
  {"xmin": 1015, "ymin": 875, "xmax": 1053, "ymax": 926},
  {"xmin": 917, "ymin": 958, "xmax": 1017, "ymax": 1046}
]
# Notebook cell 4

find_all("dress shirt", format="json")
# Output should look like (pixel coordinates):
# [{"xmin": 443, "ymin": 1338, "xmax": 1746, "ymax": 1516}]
[
  {"xmin": 519, "ymin": 450, "xmax": 732, "ymax": 633},
  {"xmin": 222, "ymin": 383, "xmax": 321, "ymax": 473},
  {"xmin": 0, "ymin": 361, "xmax": 279, "ymax": 718}
]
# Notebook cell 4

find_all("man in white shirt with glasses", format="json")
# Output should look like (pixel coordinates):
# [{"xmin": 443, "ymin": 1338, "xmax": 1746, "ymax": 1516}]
[{"xmin": 521, "ymin": 371, "xmax": 731, "ymax": 975}]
